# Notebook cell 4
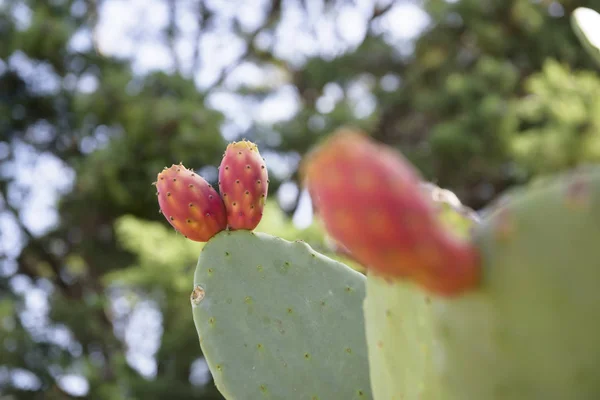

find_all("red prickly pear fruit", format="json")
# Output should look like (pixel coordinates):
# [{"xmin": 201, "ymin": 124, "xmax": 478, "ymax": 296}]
[
  {"xmin": 302, "ymin": 128, "xmax": 480, "ymax": 297},
  {"xmin": 156, "ymin": 164, "xmax": 228, "ymax": 242},
  {"xmin": 218, "ymin": 140, "xmax": 269, "ymax": 231}
]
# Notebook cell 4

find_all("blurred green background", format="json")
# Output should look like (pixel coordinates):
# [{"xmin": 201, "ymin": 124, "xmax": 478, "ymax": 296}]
[{"xmin": 1, "ymin": 0, "xmax": 599, "ymax": 398}]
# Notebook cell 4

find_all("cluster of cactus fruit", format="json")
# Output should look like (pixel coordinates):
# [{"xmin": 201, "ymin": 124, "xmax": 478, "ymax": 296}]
[
  {"xmin": 155, "ymin": 139, "xmax": 269, "ymax": 240},
  {"xmin": 150, "ymin": 9, "xmax": 600, "ymax": 398},
  {"xmin": 155, "ymin": 127, "xmax": 600, "ymax": 400}
]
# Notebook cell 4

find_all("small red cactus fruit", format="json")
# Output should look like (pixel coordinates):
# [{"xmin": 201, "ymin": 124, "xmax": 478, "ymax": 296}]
[
  {"xmin": 156, "ymin": 164, "xmax": 228, "ymax": 242},
  {"xmin": 218, "ymin": 140, "xmax": 269, "ymax": 230},
  {"xmin": 302, "ymin": 128, "xmax": 480, "ymax": 297}
]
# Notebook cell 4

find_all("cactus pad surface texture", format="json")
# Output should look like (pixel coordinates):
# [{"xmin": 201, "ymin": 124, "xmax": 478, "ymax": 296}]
[
  {"xmin": 191, "ymin": 230, "xmax": 373, "ymax": 400},
  {"xmin": 367, "ymin": 165, "xmax": 600, "ymax": 400}
]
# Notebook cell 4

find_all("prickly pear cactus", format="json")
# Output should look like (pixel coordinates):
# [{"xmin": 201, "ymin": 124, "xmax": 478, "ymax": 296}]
[
  {"xmin": 433, "ymin": 166, "xmax": 600, "ymax": 400},
  {"xmin": 191, "ymin": 230, "xmax": 373, "ymax": 400},
  {"xmin": 155, "ymin": 139, "xmax": 372, "ymax": 399},
  {"xmin": 304, "ymin": 128, "xmax": 600, "ymax": 399}
]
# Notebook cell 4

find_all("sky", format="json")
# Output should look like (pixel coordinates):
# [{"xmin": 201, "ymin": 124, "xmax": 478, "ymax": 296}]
[{"xmin": 1, "ymin": 0, "xmax": 432, "ymax": 395}]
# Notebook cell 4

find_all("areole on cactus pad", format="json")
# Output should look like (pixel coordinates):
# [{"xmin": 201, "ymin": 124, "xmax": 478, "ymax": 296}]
[{"xmin": 302, "ymin": 128, "xmax": 481, "ymax": 296}]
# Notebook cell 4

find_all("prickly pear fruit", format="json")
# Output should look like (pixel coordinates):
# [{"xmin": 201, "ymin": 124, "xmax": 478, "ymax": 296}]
[
  {"xmin": 302, "ymin": 128, "xmax": 480, "ymax": 296},
  {"xmin": 191, "ymin": 230, "xmax": 372, "ymax": 400},
  {"xmin": 218, "ymin": 140, "xmax": 269, "ymax": 231},
  {"xmin": 366, "ymin": 165, "xmax": 600, "ymax": 400},
  {"xmin": 156, "ymin": 164, "xmax": 227, "ymax": 242}
]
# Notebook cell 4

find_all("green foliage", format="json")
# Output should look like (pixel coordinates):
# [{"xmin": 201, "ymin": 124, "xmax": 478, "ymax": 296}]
[
  {"xmin": 509, "ymin": 60, "xmax": 600, "ymax": 175},
  {"xmin": 108, "ymin": 215, "xmax": 202, "ymax": 291}
]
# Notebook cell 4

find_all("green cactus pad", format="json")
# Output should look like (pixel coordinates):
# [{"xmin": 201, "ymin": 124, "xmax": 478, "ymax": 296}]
[
  {"xmin": 364, "ymin": 276, "xmax": 440, "ymax": 400},
  {"xmin": 191, "ymin": 230, "xmax": 372, "ymax": 400},
  {"xmin": 364, "ymin": 187, "xmax": 479, "ymax": 400},
  {"xmin": 366, "ymin": 166, "xmax": 600, "ymax": 399}
]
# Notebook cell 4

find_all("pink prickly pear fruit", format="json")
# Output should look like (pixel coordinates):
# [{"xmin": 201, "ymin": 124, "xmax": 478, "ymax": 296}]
[
  {"xmin": 218, "ymin": 140, "xmax": 269, "ymax": 230},
  {"xmin": 302, "ymin": 128, "xmax": 480, "ymax": 297},
  {"xmin": 155, "ymin": 164, "xmax": 228, "ymax": 242}
]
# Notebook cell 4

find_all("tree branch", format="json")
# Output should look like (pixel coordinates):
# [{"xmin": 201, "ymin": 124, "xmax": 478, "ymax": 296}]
[
  {"xmin": 0, "ymin": 186, "xmax": 73, "ymax": 293},
  {"xmin": 167, "ymin": 0, "xmax": 181, "ymax": 74},
  {"xmin": 191, "ymin": 1, "xmax": 212, "ymax": 76},
  {"xmin": 371, "ymin": 2, "xmax": 394, "ymax": 21},
  {"xmin": 204, "ymin": 0, "xmax": 282, "ymax": 94}
]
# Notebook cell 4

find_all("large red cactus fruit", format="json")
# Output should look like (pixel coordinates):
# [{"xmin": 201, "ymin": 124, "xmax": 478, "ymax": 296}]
[
  {"xmin": 156, "ymin": 164, "xmax": 228, "ymax": 242},
  {"xmin": 218, "ymin": 140, "xmax": 269, "ymax": 230},
  {"xmin": 302, "ymin": 128, "xmax": 480, "ymax": 296}
]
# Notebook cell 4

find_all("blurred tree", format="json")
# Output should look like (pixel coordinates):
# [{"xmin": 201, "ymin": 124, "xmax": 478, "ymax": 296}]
[
  {"xmin": 1, "ymin": 0, "xmax": 599, "ymax": 399},
  {"xmin": 509, "ymin": 59, "xmax": 600, "ymax": 174},
  {"xmin": 278, "ymin": 0, "xmax": 600, "ymax": 208}
]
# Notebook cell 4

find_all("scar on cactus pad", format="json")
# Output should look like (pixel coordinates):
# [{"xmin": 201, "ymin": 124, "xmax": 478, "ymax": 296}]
[
  {"xmin": 154, "ymin": 140, "xmax": 269, "ymax": 241},
  {"xmin": 302, "ymin": 128, "xmax": 481, "ymax": 296}
]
